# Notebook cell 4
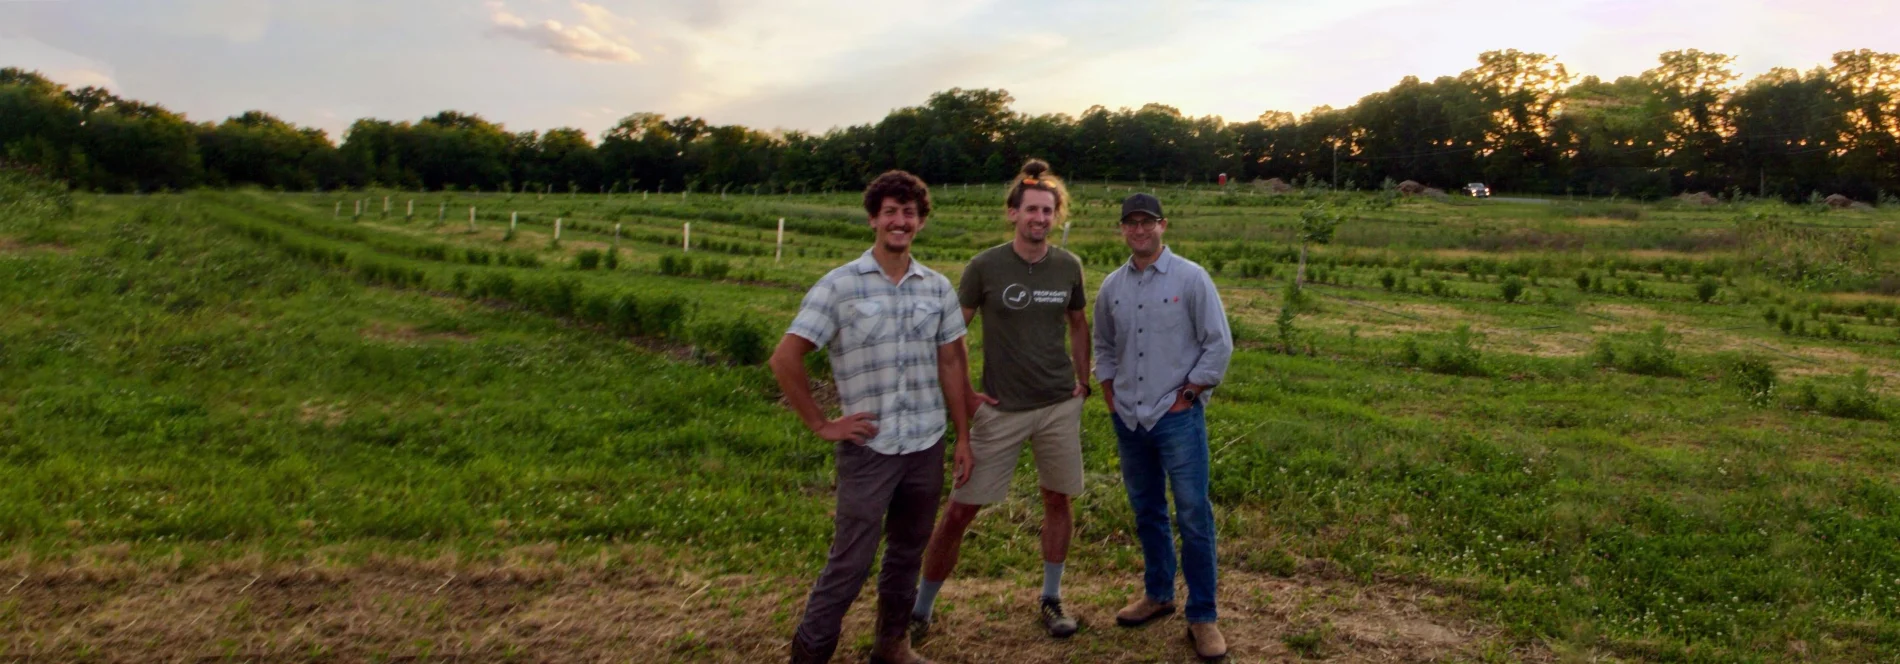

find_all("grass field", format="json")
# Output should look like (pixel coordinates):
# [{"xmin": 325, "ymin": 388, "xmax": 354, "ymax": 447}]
[{"xmin": 2, "ymin": 173, "xmax": 1898, "ymax": 662}]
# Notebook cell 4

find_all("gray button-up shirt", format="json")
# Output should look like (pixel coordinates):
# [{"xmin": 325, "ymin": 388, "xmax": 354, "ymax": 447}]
[
  {"xmin": 1092, "ymin": 246, "xmax": 1233, "ymax": 431},
  {"xmin": 787, "ymin": 250, "xmax": 967, "ymax": 455}
]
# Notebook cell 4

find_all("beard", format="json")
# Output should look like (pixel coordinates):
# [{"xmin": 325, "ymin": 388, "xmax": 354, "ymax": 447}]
[{"xmin": 880, "ymin": 231, "xmax": 914, "ymax": 254}]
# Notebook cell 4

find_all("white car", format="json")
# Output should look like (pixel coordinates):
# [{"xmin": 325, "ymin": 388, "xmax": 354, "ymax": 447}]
[{"xmin": 1465, "ymin": 183, "xmax": 1491, "ymax": 197}]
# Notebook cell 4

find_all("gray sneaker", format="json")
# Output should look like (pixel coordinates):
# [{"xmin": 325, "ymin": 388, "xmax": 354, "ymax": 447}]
[
  {"xmin": 909, "ymin": 614, "xmax": 931, "ymax": 645},
  {"xmin": 1040, "ymin": 597, "xmax": 1079, "ymax": 638}
]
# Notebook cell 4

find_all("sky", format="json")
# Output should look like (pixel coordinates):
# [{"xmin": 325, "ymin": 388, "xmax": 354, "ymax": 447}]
[{"xmin": 2, "ymin": 0, "xmax": 1896, "ymax": 141}]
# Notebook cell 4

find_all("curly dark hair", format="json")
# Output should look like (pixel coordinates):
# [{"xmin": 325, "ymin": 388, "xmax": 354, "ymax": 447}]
[{"xmin": 862, "ymin": 170, "xmax": 932, "ymax": 219}]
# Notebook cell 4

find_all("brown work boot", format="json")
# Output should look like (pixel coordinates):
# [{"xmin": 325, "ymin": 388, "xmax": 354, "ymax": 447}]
[
  {"xmin": 1114, "ymin": 595, "xmax": 1176, "ymax": 627},
  {"xmin": 789, "ymin": 634, "xmax": 835, "ymax": 664},
  {"xmin": 1187, "ymin": 621, "xmax": 1229, "ymax": 662},
  {"xmin": 869, "ymin": 598, "xmax": 931, "ymax": 664},
  {"xmin": 867, "ymin": 645, "xmax": 930, "ymax": 664}
]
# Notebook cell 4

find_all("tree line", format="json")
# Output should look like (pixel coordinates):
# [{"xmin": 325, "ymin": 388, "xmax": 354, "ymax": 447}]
[{"xmin": 2, "ymin": 49, "xmax": 1895, "ymax": 201}]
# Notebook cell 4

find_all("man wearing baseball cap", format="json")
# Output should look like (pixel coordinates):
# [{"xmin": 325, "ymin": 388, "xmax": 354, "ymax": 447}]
[{"xmin": 1092, "ymin": 192, "xmax": 1234, "ymax": 661}]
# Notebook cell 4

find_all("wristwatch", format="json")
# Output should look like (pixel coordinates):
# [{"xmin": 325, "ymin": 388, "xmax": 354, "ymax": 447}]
[{"xmin": 1181, "ymin": 387, "xmax": 1200, "ymax": 404}]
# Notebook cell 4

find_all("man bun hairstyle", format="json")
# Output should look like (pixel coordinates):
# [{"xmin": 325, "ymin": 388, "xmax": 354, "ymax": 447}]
[
  {"xmin": 862, "ymin": 170, "xmax": 932, "ymax": 219},
  {"xmin": 1006, "ymin": 158, "xmax": 1069, "ymax": 221}
]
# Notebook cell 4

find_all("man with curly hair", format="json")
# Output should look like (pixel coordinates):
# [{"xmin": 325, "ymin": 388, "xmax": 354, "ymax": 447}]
[{"xmin": 770, "ymin": 170, "xmax": 973, "ymax": 664}]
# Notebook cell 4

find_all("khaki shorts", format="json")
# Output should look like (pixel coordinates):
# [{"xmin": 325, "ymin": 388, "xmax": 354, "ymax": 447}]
[{"xmin": 949, "ymin": 396, "xmax": 1085, "ymax": 506}]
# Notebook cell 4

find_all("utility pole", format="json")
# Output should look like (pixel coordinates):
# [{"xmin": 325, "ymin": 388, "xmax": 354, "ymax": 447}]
[{"xmin": 1332, "ymin": 142, "xmax": 1340, "ymax": 191}]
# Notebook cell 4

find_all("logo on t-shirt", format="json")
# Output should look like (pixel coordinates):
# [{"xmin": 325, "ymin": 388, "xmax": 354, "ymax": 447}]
[
  {"xmin": 1003, "ymin": 284, "xmax": 1031, "ymax": 310},
  {"xmin": 1002, "ymin": 283, "xmax": 1069, "ymax": 310}
]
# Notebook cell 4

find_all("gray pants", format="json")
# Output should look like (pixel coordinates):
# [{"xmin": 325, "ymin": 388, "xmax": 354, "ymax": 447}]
[{"xmin": 792, "ymin": 440, "xmax": 944, "ymax": 657}]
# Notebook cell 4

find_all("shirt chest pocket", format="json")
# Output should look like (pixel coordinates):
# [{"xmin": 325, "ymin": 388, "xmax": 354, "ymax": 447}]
[
  {"xmin": 906, "ymin": 300, "xmax": 943, "ymax": 341},
  {"xmin": 1155, "ymin": 295, "xmax": 1188, "ymax": 332},
  {"xmin": 841, "ymin": 298, "xmax": 893, "ymax": 347},
  {"xmin": 1115, "ymin": 293, "xmax": 1187, "ymax": 338}
]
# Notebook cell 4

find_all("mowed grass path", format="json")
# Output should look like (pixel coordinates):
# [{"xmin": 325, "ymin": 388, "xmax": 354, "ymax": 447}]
[{"xmin": 2, "ymin": 183, "xmax": 1898, "ymax": 662}]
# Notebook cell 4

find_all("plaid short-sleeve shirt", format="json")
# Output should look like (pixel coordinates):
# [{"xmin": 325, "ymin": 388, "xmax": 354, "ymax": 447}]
[{"xmin": 787, "ymin": 250, "xmax": 967, "ymax": 455}]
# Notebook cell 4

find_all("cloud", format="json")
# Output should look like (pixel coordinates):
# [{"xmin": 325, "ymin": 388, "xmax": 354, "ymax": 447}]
[
  {"xmin": 486, "ymin": 2, "xmax": 641, "ymax": 63},
  {"xmin": 573, "ymin": 2, "xmax": 636, "ymax": 39},
  {"xmin": 60, "ymin": 67, "xmax": 118, "ymax": 90}
]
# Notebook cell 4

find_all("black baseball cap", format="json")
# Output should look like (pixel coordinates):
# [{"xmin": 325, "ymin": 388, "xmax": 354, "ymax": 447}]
[{"xmin": 1120, "ymin": 193, "xmax": 1164, "ymax": 222}]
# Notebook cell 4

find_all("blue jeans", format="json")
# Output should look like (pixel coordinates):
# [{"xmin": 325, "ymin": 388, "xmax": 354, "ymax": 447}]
[{"xmin": 1112, "ymin": 403, "xmax": 1217, "ymax": 623}]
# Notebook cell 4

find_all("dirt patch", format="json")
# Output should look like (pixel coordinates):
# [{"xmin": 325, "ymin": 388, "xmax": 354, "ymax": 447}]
[
  {"xmin": 1570, "ymin": 217, "xmax": 1639, "ymax": 228},
  {"xmin": 1821, "ymin": 292, "xmax": 1900, "ymax": 308},
  {"xmin": 1388, "ymin": 301, "xmax": 1492, "ymax": 325},
  {"xmin": 776, "ymin": 377, "xmax": 842, "ymax": 414},
  {"xmin": 1419, "ymin": 249, "xmax": 1498, "ymax": 261},
  {"xmin": 1256, "ymin": 178, "xmax": 1295, "ymax": 194},
  {"xmin": 1484, "ymin": 329, "xmax": 1595, "ymax": 358},
  {"xmin": 0, "ymin": 553, "xmax": 1542, "ymax": 663},
  {"xmin": 360, "ymin": 321, "xmax": 477, "ymax": 345},
  {"xmin": 1579, "ymin": 303, "xmax": 1688, "ymax": 327},
  {"xmin": 1677, "ymin": 192, "xmax": 1720, "ymax": 206},
  {"xmin": 1773, "ymin": 344, "xmax": 1900, "ymax": 393},
  {"xmin": 1622, "ymin": 249, "xmax": 1724, "ymax": 261},
  {"xmin": 0, "ymin": 236, "xmax": 73, "ymax": 256},
  {"xmin": 296, "ymin": 400, "xmax": 349, "ymax": 428}
]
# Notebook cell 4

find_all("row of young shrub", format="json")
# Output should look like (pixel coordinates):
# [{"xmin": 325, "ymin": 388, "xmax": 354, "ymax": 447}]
[
  {"xmin": 445, "ymin": 268, "xmax": 771, "ymax": 365},
  {"xmin": 1758, "ymin": 307, "xmax": 1900, "ymax": 343},
  {"xmin": 212, "ymin": 195, "xmax": 543, "ymax": 269},
  {"xmin": 606, "ymin": 201, "xmax": 874, "ymax": 241},
  {"xmin": 204, "ymin": 206, "xmax": 426, "ymax": 288},
  {"xmin": 1762, "ymin": 296, "xmax": 1900, "ymax": 325},
  {"xmin": 1387, "ymin": 323, "xmax": 1890, "ymax": 420},
  {"xmin": 508, "ymin": 209, "xmax": 770, "ymax": 254},
  {"xmin": 213, "ymin": 203, "xmax": 773, "ymax": 365},
  {"xmin": 1182, "ymin": 240, "xmax": 1742, "ymax": 281},
  {"xmin": 658, "ymin": 254, "xmax": 732, "ymax": 279}
]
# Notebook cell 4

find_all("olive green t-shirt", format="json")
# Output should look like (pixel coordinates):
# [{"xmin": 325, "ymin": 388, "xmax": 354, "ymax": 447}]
[{"xmin": 959, "ymin": 243, "xmax": 1087, "ymax": 412}]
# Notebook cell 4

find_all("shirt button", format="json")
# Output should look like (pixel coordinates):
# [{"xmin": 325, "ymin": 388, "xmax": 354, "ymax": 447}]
[
  {"xmin": 1139, "ymin": 377, "xmax": 1144, "ymax": 381},
  {"xmin": 1139, "ymin": 353, "xmax": 1144, "ymax": 358},
  {"xmin": 1138, "ymin": 305, "xmax": 1143, "ymax": 309},
  {"xmin": 1138, "ymin": 328, "xmax": 1143, "ymax": 333}
]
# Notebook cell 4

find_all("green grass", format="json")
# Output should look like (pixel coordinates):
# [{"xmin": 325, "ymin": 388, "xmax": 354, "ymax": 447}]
[{"xmin": 4, "ymin": 175, "xmax": 1900, "ymax": 661}]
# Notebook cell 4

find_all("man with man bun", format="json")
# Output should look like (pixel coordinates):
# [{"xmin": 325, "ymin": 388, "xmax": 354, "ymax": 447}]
[{"xmin": 911, "ymin": 159, "xmax": 1091, "ymax": 641}]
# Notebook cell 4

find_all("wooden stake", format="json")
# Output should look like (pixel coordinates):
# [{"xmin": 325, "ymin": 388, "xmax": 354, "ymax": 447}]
[
  {"xmin": 554, "ymin": 218, "xmax": 562, "ymax": 240},
  {"xmin": 776, "ymin": 218, "xmax": 785, "ymax": 263},
  {"xmin": 468, "ymin": 206, "xmax": 476, "ymax": 231},
  {"xmin": 510, "ymin": 211, "xmax": 517, "ymax": 231},
  {"xmin": 683, "ymin": 223, "xmax": 691, "ymax": 252}
]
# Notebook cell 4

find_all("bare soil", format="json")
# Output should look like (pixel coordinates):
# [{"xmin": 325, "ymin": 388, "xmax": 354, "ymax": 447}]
[{"xmin": 0, "ymin": 550, "xmax": 1547, "ymax": 663}]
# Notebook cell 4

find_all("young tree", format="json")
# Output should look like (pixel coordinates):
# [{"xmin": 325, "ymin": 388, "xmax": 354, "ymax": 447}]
[{"xmin": 1296, "ymin": 203, "xmax": 1342, "ymax": 286}]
